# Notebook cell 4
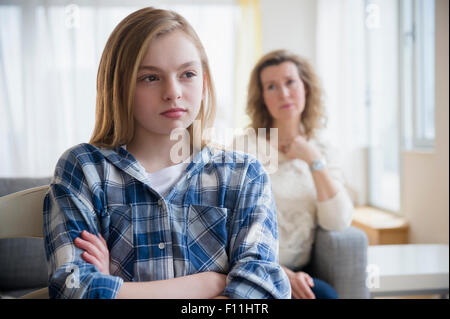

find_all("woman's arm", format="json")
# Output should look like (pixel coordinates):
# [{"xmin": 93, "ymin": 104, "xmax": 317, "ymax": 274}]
[
  {"xmin": 75, "ymin": 231, "xmax": 227, "ymax": 299},
  {"xmin": 284, "ymin": 135, "xmax": 339, "ymax": 201},
  {"xmin": 284, "ymin": 135, "xmax": 353, "ymax": 230},
  {"xmin": 310, "ymin": 167, "xmax": 339, "ymax": 202}
]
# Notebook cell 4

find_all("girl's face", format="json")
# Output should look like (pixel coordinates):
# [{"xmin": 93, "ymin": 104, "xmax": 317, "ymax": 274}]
[
  {"xmin": 260, "ymin": 61, "xmax": 307, "ymax": 124},
  {"xmin": 133, "ymin": 30, "xmax": 204, "ymax": 136}
]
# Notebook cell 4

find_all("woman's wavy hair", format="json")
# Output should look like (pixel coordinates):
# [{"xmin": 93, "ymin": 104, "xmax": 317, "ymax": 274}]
[
  {"xmin": 90, "ymin": 7, "xmax": 216, "ymax": 148},
  {"xmin": 246, "ymin": 49, "xmax": 326, "ymax": 139}
]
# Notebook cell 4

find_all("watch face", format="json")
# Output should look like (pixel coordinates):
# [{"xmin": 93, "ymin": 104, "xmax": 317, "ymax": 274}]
[{"xmin": 312, "ymin": 159, "xmax": 325, "ymax": 171}]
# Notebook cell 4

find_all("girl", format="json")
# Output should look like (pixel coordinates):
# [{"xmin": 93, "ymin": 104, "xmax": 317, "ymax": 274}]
[
  {"xmin": 43, "ymin": 8, "xmax": 290, "ymax": 299},
  {"xmin": 234, "ymin": 50, "xmax": 354, "ymax": 299}
]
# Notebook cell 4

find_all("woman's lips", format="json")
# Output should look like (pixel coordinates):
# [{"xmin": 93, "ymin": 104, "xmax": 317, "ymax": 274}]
[
  {"xmin": 160, "ymin": 108, "xmax": 187, "ymax": 119},
  {"xmin": 281, "ymin": 103, "xmax": 294, "ymax": 109}
]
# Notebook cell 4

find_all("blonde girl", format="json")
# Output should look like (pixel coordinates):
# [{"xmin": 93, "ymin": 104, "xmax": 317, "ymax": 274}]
[{"xmin": 43, "ymin": 8, "xmax": 290, "ymax": 299}]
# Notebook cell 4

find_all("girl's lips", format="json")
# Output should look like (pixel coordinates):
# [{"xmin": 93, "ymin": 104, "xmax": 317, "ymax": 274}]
[{"xmin": 160, "ymin": 108, "xmax": 187, "ymax": 119}]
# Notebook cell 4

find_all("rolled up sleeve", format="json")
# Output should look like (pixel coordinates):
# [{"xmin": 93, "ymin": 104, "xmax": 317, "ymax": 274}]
[
  {"xmin": 43, "ymin": 151, "xmax": 124, "ymax": 299},
  {"xmin": 223, "ymin": 160, "xmax": 291, "ymax": 299}
]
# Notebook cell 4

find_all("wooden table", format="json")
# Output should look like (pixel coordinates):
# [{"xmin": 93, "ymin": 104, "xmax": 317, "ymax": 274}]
[{"xmin": 352, "ymin": 206, "xmax": 409, "ymax": 245}]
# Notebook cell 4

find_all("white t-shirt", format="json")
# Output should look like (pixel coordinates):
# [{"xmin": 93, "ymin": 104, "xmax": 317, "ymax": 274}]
[
  {"xmin": 121, "ymin": 145, "xmax": 189, "ymax": 196},
  {"xmin": 146, "ymin": 162, "xmax": 189, "ymax": 196}
]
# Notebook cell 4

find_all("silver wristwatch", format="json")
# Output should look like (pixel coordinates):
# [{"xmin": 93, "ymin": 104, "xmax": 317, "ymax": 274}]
[{"xmin": 310, "ymin": 158, "xmax": 327, "ymax": 172}]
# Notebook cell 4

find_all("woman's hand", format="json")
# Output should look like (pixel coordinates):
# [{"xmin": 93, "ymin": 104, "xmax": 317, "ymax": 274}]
[
  {"xmin": 74, "ymin": 230, "xmax": 110, "ymax": 275},
  {"xmin": 282, "ymin": 266, "xmax": 316, "ymax": 299},
  {"xmin": 283, "ymin": 135, "xmax": 321, "ymax": 164}
]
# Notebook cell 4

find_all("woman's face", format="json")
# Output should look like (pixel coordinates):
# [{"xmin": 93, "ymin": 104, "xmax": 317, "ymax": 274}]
[
  {"xmin": 260, "ymin": 61, "xmax": 307, "ymax": 124},
  {"xmin": 133, "ymin": 30, "xmax": 204, "ymax": 136}
]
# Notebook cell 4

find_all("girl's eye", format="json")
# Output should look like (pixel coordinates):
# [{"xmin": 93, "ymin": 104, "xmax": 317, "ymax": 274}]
[
  {"xmin": 267, "ymin": 84, "xmax": 276, "ymax": 90},
  {"xmin": 142, "ymin": 75, "xmax": 159, "ymax": 82},
  {"xmin": 287, "ymin": 79, "xmax": 295, "ymax": 85},
  {"xmin": 181, "ymin": 71, "xmax": 196, "ymax": 79}
]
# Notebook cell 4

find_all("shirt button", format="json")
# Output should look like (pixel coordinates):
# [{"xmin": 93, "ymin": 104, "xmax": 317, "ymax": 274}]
[{"xmin": 158, "ymin": 242, "xmax": 165, "ymax": 249}]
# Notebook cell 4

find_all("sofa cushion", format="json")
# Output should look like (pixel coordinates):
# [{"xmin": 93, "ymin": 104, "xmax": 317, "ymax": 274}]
[{"xmin": 0, "ymin": 237, "xmax": 48, "ymax": 291}]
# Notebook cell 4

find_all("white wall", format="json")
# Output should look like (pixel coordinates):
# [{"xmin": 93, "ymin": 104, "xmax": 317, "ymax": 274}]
[
  {"xmin": 259, "ymin": 0, "xmax": 449, "ymax": 244},
  {"xmin": 402, "ymin": 0, "xmax": 449, "ymax": 244},
  {"xmin": 260, "ymin": 0, "xmax": 317, "ymax": 66},
  {"xmin": 259, "ymin": 0, "xmax": 368, "ymax": 206}
]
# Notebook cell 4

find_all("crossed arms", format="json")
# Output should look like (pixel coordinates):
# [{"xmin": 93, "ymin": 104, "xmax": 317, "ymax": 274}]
[
  {"xmin": 43, "ymin": 148, "xmax": 290, "ymax": 299},
  {"xmin": 74, "ymin": 230, "xmax": 227, "ymax": 299}
]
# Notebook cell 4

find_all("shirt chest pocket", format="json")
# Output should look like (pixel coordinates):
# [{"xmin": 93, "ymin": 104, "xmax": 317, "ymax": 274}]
[
  {"xmin": 107, "ymin": 205, "xmax": 135, "ymax": 281},
  {"xmin": 187, "ymin": 204, "xmax": 229, "ymax": 273}
]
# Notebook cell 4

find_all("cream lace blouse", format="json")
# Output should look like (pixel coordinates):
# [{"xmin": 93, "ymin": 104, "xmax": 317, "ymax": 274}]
[{"xmin": 233, "ymin": 131, "xmax": 354, "ymax": 270}]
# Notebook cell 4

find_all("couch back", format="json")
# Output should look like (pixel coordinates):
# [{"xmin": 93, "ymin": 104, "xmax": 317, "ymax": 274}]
[{"xmin": 0, "ymin": 177, "xmax": 51, "ymax": 197}]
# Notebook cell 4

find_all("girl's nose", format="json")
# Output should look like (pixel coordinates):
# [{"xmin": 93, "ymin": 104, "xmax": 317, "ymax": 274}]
[{"xmin": 162, "ymin": 77, "xmax": 181, "ymax": 101}]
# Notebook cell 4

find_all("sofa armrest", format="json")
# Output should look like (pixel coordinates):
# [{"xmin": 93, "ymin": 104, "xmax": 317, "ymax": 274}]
[
  {"xmin": 20, "ymin": 287, "xmax": 49, "ymax": 299},
  {"xmin": 308, "ymin": 226, "xmax": 369, "ymax": 299}
]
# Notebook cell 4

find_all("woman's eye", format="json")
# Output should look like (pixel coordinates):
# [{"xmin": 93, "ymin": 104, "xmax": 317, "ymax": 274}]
[
  {"xmin": 267, "ymin": 84, "xmax": 275, "ymax": 90},
  {"xmin": 287, "ymin": 79, "xmax": 295, "ymax": 85}
]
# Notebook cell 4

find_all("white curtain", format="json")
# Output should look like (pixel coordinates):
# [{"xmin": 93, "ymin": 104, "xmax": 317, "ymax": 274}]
[
  {"xmin": 316, "ymin": 0, "xmax": 369, "ymax": 205},
  {"xmin": 0, "ymin": 0, "xmax": 238, "ymax": 177}
]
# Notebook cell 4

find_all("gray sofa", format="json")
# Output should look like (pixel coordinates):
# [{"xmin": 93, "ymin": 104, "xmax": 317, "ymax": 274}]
[
  {"xmin": 0, "ymin": 177, "xmax": 52, "ymax": 197},
  {"xmin": 308, "ymin": 226, "xmax": 369, "ymax": 298},
  {"xmin": 0, "ymin": 177, "xmax": 369, "ymax": 299},
  {"xmin": 0, "ymin": 177, "xmax": 51, "ymax": 299}
]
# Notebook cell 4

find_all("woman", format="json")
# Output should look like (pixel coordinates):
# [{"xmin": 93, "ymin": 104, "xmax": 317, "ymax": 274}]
[
  {"xmin": 235, "ymin": 50, "xmax": 354, "ymax": 299},
  {"xmin": 43, "ymin": 8, "xmax": 290, "ymax": 299}
]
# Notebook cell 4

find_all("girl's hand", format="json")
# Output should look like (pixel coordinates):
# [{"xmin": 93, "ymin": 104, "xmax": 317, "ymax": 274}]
[
  {"xmin": 284, "ymin": 135, "xmax": 321, "ymax": 164},
  {"xmin": 205, "ymin": 272, "xmax": 227, "ymax": 298},
  {"xmin": 282, "ymin": 266, "xmax": 316, "ymax": 299},
  {"xmin": 74, "ymin": 230, "xmax": 110, "ymax": 275}
]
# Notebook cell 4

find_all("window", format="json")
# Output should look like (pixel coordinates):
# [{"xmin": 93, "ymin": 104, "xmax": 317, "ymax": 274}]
[
  {"xmin": 365, "ymin": 0, "xmax": 435, "ymax": 213},
  {"xmin": 0, "ymin": 0, "xmax": 239, "ymax": 177},
  {"xmin": 365, "ymin": 0, "xmax": 401, "ymax": 212},
  {"xmin": 401, "ymin": 0, "xmax": 435, "ymax": 150}
]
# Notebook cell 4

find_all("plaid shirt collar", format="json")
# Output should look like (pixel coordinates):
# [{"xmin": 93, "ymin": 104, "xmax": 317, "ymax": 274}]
[{"xmin": 99, "ymin": 145, "xmax": 215, "ymax": 184}]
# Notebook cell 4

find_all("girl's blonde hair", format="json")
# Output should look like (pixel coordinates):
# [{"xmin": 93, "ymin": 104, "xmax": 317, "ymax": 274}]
[
  {"xmin": 90, "ymin": 7, "xmax": 216, "ymax": 148},
  {"xmin": 246, "ymin": 49, "xmax": 326, "ymax": 140}
]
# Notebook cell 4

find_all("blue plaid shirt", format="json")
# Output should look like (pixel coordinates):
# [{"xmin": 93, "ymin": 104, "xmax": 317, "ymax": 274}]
[{"xmin": 43, "ymin": 143, "xmax": 291, "ymax": 299}]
